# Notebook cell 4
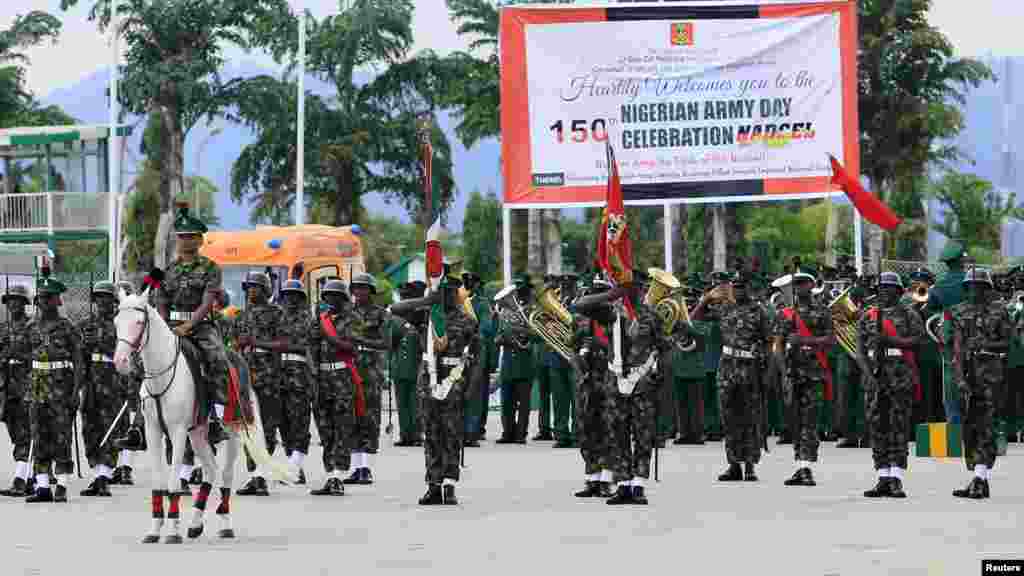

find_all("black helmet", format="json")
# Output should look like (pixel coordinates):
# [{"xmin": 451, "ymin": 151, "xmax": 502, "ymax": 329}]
[
  {"xmin": 962, "ymin": 268, "xmax": 994, "ymax": 288},
  {"xmin": 321, "ymin": 279, "xmax": 349, "ymax": 299},
  {"xmin": 878, "ymin": 271, "xmax": 903, "ymax": 289},
  {"xmin": 281, "ymin": 279, "xmax": 305, "ymax": 296},
  {"xmin": 2, "ymin": 285, "xmax": 30, "ymax": 304},
  {"xmin": 92, "ymin": 281, "xmax": 117, "ymax": 299},
  {"xmin": 349, "ymin": 273, "xmax": 377, "ymax": 294},
  {"xmin": 242, "ymin": 271, "xmax": 272, "ymax": 294}
]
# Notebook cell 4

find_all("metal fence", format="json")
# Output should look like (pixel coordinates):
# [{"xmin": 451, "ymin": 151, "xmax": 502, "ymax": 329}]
[{"xmin": 879, "ymin": 259, "xmax": 1015, "ymax": 279}]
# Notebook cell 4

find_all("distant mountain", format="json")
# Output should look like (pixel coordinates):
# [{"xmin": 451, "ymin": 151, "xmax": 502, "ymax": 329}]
[{"xmin": 40, "ymin": 59, "xmax": 501, "ymax": 233}]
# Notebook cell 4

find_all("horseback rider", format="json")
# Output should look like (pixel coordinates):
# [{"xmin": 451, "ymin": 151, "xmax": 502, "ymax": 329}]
[{"xmin": 113, "ymin": 203, "xmax": 230, "ymax": 450}]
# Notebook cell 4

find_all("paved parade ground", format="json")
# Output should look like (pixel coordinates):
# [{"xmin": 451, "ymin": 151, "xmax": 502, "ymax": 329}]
[{"xmin": 1, "ymin": 416, "xmax": 1021, "ymax": 576}]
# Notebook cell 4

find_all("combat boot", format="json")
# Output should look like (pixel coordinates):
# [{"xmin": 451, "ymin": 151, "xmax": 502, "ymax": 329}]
[
  {"xmin": 207, "ymin": 418, "xmax": 229, "ymax": 446},
  {"xmin": 358, "ymin": 468, "xmax": 374, "ymax": 485},
  {"xmin": 80, "ymin": 477, "xmax": 112, "ymax": 497},
  {"xmin": 631, "ymin": 487, "xmax": 648, "ymax": 505},
  {"xmin": 53, "ymin": 485, "xmax": 68, "ymax": 503},
  {"xmin": 888, "ymin": 478, "xmax": 907, "ymax": 498},
  {"xmin": 26, "ymin": 486, "xmax": 54, "ymax": 503},
  {"xmin": 113, "ymin": 426, "xmax": 147, "ymax": 451},
  {"xmin": 837, "ymin": 436, "xmax": 860, "ymax": 448},
  {"xmin": 574, "ymin": 481, "xmax": 601, "ymax": 497},
  {"xmin": 864, "ymin": 477, "xmax": 891, "ymax": 498},
  {"xmin": 532, "ymin": 431, "xmax": 554, "ymax": 441},
  {"xmin": 236, "ymin": 476, "xmax": 269, "ymax": 496},
  {"xmin": 606, "ymin": 484, "xmax": 633, "ymax": 505},
  {"xmin": 463, "ymin": 438, "xmax": 481, "ymax": 448},
  {"xmin": 296, "ymin": 469, "xmax": 306, "ymax": 485},
  {"xmin": 776, "ymin": 431, "xmax": 792, "ymax": 445},
  {"xmin": 442, "ymin": 484, "xmax": 458, "ymax": 505},
  {"xmin": 953, "ymin": 477, "xmax": 987, "ymax": 499},
  {"xmin": 743, "ymin": 462, "xmax": 758, "ymax": 482},
  {"xmin": 0, "ymin": 477, "xmax": 27, "ymax": 497},
  {"xmin": 311, "ymin": 477, "xmax": 344, "ymax": 496},
  {"xmin": 117, "ymin": 466, "xmax": 134, "ymax": 485},
  {"xmin": 189, "ymin": 468, "xmax": 203, "ymax": 485},
  {"xmin": 717, "ymin": 463, "xmax": 743, "ymax": 481},
  {"xmin": 419, "ymin": 483, "xmax": 442, "ymax": 505}
]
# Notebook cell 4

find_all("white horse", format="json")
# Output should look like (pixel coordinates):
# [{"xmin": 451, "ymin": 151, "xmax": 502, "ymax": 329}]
[{"xmin": 113, "ymin": 287, "xmax": 291, "ymax": 544}]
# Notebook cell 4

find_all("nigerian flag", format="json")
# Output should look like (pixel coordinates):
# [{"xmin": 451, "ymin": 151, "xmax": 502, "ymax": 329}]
[{"xmin": 423, "ymin": 136, "xmax": 445, "ymax": 338}]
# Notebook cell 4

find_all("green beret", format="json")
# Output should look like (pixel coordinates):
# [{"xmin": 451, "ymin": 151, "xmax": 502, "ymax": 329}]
[
  {"xmin": 36, "ymin": 277, "xmax": 66, "ymax": 295},
  {"xmin": 939, "ymin": 241, "xmax": 966, "ymax": 263}
]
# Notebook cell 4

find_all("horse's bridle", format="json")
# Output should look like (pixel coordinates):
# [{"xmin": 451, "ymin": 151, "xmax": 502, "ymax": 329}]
[{"xmin": 116, "ymin": 305, "xmax": 181, "ymax": 397}]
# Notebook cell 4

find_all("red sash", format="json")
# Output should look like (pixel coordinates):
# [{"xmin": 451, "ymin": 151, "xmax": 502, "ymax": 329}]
[
  {"xmin": 320, "ymin": 312, "xmax": 367, "ymax": 417},
  {"xmin": 867, "ymin": 308, "xmax": 921, "ymax": 401},
  {"xmin": 593, "ymin": 321, "xmax": 609, "ymax": 346},
  {"xmin": 782, "ymin": 308, "xmax": 833, "ymax": 401}
]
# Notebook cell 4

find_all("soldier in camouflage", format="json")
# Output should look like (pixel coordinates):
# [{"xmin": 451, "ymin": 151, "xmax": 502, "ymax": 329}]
[
  {"xmin": 345, "ymin": 273, "xmax": 389, "ymax": 485},
  {"xmin": 774, "ymin": 269, "xmax": 834, "ymax": 487},
  {"xmin": 113, "ymin": 204, "xmax": 230, "ymax": 450},
  {"xmin": 568, "ymin": 276, "xmax": 615, "ymax": 498},
  {"xmin": 77, "ymin": 281, "xmax": 130, "ymax": 496},
  {"xmin": 858, "ymin": 272, "xmax": 923, "ymax": 499},
  {"xmin": 0, "ymin": 285, "xmax": 34, "ymax": 496},
  {"xmin": 603, "ymin": 270, "xmax": 671, "ymax": 505},
  {"xmin": 950, "ymin": 268, "xmax": 1010, "ymax": 499},
  {"xmin": 694, "ymin": 268, "xmax": 772, "ymax": 482},
  {"xmin": 25, "ymin": 277, "xmax": 85, "ymax": 503},
  {"xmin": 308, "ymin": 280, "xmax": 355, "ymax": 496},
  {"xmin": 278, "ymin": 279, "xmax": 313, "ymax": 485},
  {"xmin": 232, "ymin": 271, "xmax": 284, "ymax": 496},
  {"xmin": 389, "ymin": 272, "xmax": 477, "ymax": 505}
]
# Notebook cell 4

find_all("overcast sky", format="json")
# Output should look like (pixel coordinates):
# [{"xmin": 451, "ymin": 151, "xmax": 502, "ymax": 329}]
[{"xmin": 3, "ymin": 0, "xmax": 1023, "ymax": 98}]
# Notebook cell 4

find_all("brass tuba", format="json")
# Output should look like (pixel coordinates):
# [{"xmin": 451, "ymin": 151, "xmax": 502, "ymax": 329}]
[
  {"xmin": 527, "ymin": 285, "xmax": 577, "ymax": 363},
  {"xmin": 829, "ymin": 285, "xmax": 860, "ymax": 360},
  {"xmin": 644, "ymin": 268, "xmax": 686, "ymax": 335},
  {"xmin": 493, "ymin": 285, "xmax": 532, "ymax": 349}
]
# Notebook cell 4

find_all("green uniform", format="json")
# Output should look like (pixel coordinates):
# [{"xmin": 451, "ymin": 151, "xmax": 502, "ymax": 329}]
[
  {"xmin": 496, "ymin": 319, "xmax": 535, "ymax": 442},
  {"xmin": 1007, "ymin": 307, "xmax": 1024, "ymax": 439},
  {"xmin": 388, "ymin": 315, "xmax": 422, "ymax": 444},
  {"xmin": 928, "ymin": 265, "xmax": 966, "ymax": 423},
  {"xmin": 472, "ymin": 295, "xmax": 497, "ymax": 438},
  {"xmin": 671, "ymin": 320, "xmax": 709, "ymax": 442},
  {"xmin": 537, "ymin": 342, "xmax": 575, "ymax": 444}
]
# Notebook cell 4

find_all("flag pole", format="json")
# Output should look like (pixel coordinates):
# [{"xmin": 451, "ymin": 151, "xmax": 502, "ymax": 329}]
[{"xmin": 296, "ymin": 7, "xmax": 305, "ymax": 225}]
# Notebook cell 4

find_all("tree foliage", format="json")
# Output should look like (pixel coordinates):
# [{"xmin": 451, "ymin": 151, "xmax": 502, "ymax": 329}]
[
  {"xmin": 930, "ymin": 171, "xmax": 1023, "ymax": 254},
  {"xmin": 61, "ymin": 0, "xmax": 295, "ymax": 268},
  {"xmin": 461, "ymin": 188, "xmax": 501, "ymax": 282},
  {"xmin": 0, "ymin": 10, "xmax": 73, "ymax": 129}
]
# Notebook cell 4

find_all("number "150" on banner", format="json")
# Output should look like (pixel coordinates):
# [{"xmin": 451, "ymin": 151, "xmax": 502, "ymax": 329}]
[{"xmin": 549, "ymin": 119, "xmax": 610, "ymax": 143}]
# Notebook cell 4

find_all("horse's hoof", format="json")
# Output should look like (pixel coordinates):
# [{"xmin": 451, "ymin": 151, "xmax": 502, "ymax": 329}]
[
  {"xmin": 217, "ymin": 529, "xmax": 235, "ymax": 539},
  {"xmin": 165, "ymin": 534, "xmax": 183, "ymax": 544},
  {"xmin": 142, "ymin": 535, "xmax": 160, "ymax": 544},
  {"xmin": 187, "ymin": 525, "xmax": 204, "ymax": 539}
]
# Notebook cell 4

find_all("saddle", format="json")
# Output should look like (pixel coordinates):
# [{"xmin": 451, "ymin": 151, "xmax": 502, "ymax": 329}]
[{"xmin": 179, "ymin": 338, "xmax": 255, "ymax": 428}]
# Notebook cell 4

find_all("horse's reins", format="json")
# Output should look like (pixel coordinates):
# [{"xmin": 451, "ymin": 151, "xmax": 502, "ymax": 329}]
[{"xmin": 117, "ymin": 305, "xmax": 182, "ymax": 443}]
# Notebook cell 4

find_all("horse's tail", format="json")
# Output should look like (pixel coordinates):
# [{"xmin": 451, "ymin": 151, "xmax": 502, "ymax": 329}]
[{"xmin": 239, "ymin": 393, "xmax": 296, "ymax": 484}]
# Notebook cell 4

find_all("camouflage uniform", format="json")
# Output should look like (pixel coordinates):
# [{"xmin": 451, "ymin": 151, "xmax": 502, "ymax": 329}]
[
  {"xmin": 78, "ymin": 303, "xmax": 131, "ymax": 483},
  {"xmin": 419, "ymin": 292, "xmax": 478, "ymax": 503},
  {"xmin": 279, "ymin": 292, "xmax": 313, "ymax": 463},
  {"xmin": 349, "ymin": 301, "xmax": 388, "ymax": 455},
  {"xmin": 0, "ymin": 291, "xmax": 33, "ymax": 495},
  {"xmin": 308, "ymin": 286, "xmax": 355, "ymax": 495},
  {"xmin": 231, "ymin": 297, "xmax": 284, "ymax": 478},
  {"xmin": 859, "ymin": 299, "xmax": 923, "ymax": 475},
  {"xmin": 774, "ymin": 295, "xmax": 833, "ymax": 465},
  {"xmin": 158, "ymin": 255, "xmax": 229, "ymax": 408},
  {"xmin": 950, "ymin": 298, "xmax": 1009, "ymax": 475},
  {"xmin": 27, "ymin": 282, "xmax": 84, "ymax": 502},
  {"xmin": 713, "ymin": 298, "xmax": 772, "ymax": 470},
  {"xmin": 605, "ymin": 301, "xmax": 667, "ymax": 497}
]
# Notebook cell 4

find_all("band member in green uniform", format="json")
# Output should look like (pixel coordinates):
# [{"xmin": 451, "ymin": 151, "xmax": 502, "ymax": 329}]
[
  {"xmin": 390, "ymin": 281, "xmax": 426, "ymax": 446},
  {"xmin": 495, "ymin": 276, "xmax": 535, "ymax": 443},
  {"xmin": 927, "ymin": 241, "xmax": 968, "ymax": 423}
]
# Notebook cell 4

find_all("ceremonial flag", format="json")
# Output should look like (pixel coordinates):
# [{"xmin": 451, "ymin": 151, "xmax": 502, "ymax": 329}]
[
  {"xmin": 829, "ymin": 155, "xmax": 901, "ymax": 231},
  {"xmin": 422, "ymin": 135, "xmax": 446, "ymax": 337},
  {"xmin": 597, "ymin": 141, "xmax": 636, "ymax": 319}
]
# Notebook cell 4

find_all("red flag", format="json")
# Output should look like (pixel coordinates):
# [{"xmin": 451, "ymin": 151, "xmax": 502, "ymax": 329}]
[
  {"xmin": 829, "ymin": 155, "xmax": 901, "ymax": 231},
  {"xmin": 597, "ymin": 142, "xmax": 637, "ymax": 318}
]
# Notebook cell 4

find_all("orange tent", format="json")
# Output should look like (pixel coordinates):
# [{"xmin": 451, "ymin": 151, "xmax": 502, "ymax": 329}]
[{"xmin": 200, "ymin": 224, "xmax": 364, "ymax": 279}]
